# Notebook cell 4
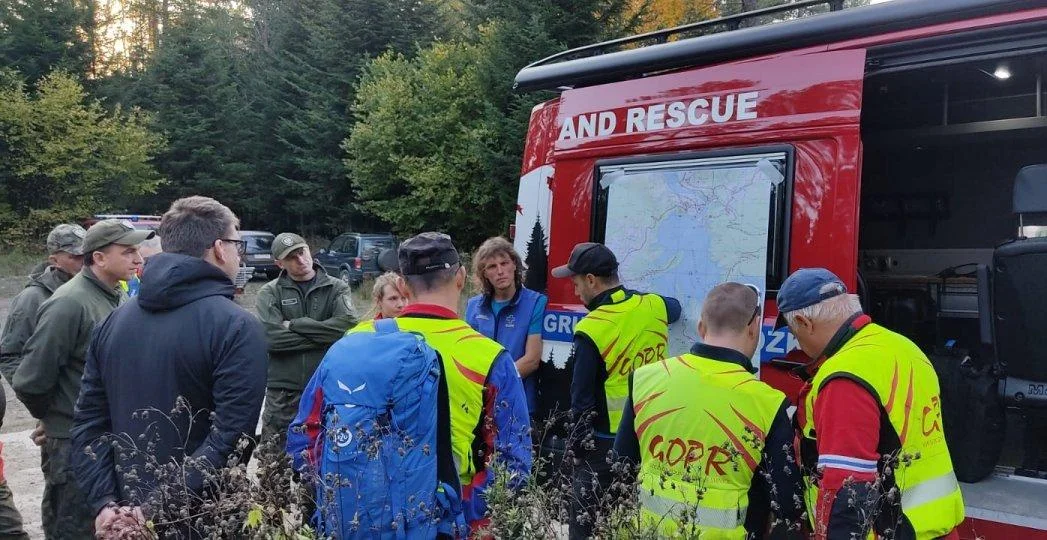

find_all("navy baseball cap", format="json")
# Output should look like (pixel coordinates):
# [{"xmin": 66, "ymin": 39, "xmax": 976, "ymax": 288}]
[
  {"xmin": 397, "ymin": 232, "xmax": 461, "ymax": 275},
  {"xmin": 774, "ymin": 268, "xmax": 847, "ymax": 329}
]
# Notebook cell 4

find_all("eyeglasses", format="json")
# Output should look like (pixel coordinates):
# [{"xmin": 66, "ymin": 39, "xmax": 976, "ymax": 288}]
[
  {"xmin": 741, "ymin": 283, "xmax": 762, "ymax": 326},
  {"xmin": 220, "ymin": 238, "xmax": 247, "ymax": 256}
]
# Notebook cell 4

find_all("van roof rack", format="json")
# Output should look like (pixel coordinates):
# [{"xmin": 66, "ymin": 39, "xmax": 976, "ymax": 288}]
[
  {"xmin": 523, "ymin": 0, "xmax": 843, "ymax": 72},
  {"xmin": 513, "ymin": 0, "xmax": 1043, "ymax": 92}
]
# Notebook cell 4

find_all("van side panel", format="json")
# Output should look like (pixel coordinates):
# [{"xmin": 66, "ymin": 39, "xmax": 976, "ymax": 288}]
[
  {"xmin": 551, "ymin": 49, "xmax": 866, "ymax": 155},
  {"xmin": 534, "ymin": 49, "xmax": 867, "ymax": 309},
  {"xmin": 520, "ymin": 100, "xmax": 560, "ymax": 178},
  {"xmin": 790, "ymin": 134, "xmax": 863, "ymax": 293}
]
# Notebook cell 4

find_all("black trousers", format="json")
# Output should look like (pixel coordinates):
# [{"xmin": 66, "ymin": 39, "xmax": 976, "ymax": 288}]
[{"xmin": 568, "ymin": 438, "xmax": 614, "ymax": 540}]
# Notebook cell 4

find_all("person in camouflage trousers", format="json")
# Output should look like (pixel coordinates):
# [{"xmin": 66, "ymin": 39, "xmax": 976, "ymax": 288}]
[
  {"xmin": 0, "ymin": 223, "xmax": 86, "ymax": 540},
  {"xmin": 255, "ymin": 233, "xmax": 356, "ymax": 516},
  {"xmin": 14, "ymin": 219, "xmax": 153, "ymax": 539}
]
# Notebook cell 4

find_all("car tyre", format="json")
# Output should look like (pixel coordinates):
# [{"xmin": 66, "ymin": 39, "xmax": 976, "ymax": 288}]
[
  {"xmin": 931, "ymin": 352, "xmax": 1006, "ymax": 483},
  {"xmin": 339, "ymin": 269, "xmax": 352, "ymax": 285}
]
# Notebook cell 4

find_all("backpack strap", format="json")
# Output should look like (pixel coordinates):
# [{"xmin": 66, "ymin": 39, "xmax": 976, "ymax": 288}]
[
  {"xmin": 374, "ymin": 317, "xmax": 400, "ymax": 334},
  {"xmin": 434, "ymin": 352, "xmax": 463, "ymax": 537}
]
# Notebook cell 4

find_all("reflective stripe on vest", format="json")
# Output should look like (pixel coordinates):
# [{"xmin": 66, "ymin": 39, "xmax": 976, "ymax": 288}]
[
  {"xmin": 901, "ymin": 470, "xmax": 960, "ymax": 511},
  {"xmin": 638, "ymin": 491, "xmax": 747, "ymax": 530},
  {"xmin": 800, "ymin": 323, "xmax": 965, "ymax": 537},
  {"xmin": 631, "ymin": 353, "xmax": 785, "ymax": 539},
  {"xmin": 575, "ymin": 290, "xmax": 669, "ymax": 434},
  {"xmin": 350, "ymin": 317, "xmax": 502, "ymax": 486}
]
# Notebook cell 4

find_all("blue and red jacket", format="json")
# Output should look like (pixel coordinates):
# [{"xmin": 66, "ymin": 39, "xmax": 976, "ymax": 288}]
[{"xmin": 286, "ymin": 304, "xmax": 532, "ymax": 530}]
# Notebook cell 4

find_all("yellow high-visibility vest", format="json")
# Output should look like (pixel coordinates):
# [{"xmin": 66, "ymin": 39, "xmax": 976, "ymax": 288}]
[
  {"xmin": 350, "ymin": 317, "xmax": 501, "ymax": 487},
  {"xmin": 801, "ymin": 323, "xmax": 965, "ymax": 539},
  {"xmin": 574, "ymin": 290, "xmax": 669, "ymax": 434},
  {"xmin": 631, "ymin": 353, "xmax": 785, "ymax": 539}
]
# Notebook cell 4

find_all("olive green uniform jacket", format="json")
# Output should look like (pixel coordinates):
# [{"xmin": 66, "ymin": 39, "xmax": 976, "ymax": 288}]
[
  {"xmin": 0, "ymin": 266, "xmax": 74, "ymax": 387},
  {"xmin": 255, "ymin": 266, "xmax": 357, "ymax": 391},
  {"xmin": 13, "ymin": 267, "xmax": 124, "ymax": 438}
]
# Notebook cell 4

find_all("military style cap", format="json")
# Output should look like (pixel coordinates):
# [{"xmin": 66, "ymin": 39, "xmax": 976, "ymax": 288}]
[
  {"xmin": 774, "ymin": 268, "xmax": 847, "ymax": 328},
  {"xmin": 272, "ymin": 232, "xmax": 309, "ymax": 260},
  {"xmin": 82, "ymin": 219, "xmax": 155, "ymax": 252},
  {"xmin": 46, "ymin": 224, "xmax": 86, "ymax": 255},
  {"xmin": 398, "ymin": 232, "xmax": 460, "ymax": 275},
  {"xmin": 552, "ymin": 242, "xmax": 618, "ymax": 278}
]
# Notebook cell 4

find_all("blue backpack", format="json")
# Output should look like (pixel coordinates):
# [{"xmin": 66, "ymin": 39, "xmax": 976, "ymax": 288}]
[{"xmin": 312, "ymin": 318, "xmax": 465, "ymax": 539}]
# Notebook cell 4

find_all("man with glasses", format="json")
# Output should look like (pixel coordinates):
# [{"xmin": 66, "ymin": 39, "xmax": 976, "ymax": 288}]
[
  {"xmin": 614, "ymin": 282, "xmax": 804, "ymax": 538},
  {"xmin": 256, "ymin": 232, "xmax": 356, "ymax": 468},
  {"xmin": 550, "ymin": 242, "xmax": 681, "ymax": 539},
  {"xmin": 70, "ymin": 196, "xmax": 268, "ymax": 539}
]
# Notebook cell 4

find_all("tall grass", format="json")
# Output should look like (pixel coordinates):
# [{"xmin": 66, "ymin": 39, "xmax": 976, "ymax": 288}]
[{"xmin": 0, "ymin": 250, "xmax": 45, "ymax": 278}]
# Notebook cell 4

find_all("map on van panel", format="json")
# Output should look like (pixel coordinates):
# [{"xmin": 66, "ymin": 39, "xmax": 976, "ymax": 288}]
[{"xmin": 602, "ymin": 160, "xmax": 774, "ymax": 366}]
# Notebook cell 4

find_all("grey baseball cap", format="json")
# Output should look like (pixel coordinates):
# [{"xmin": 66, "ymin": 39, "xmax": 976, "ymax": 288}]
[
  {"xmin": 272, "ymin": 232, "xmax": 309, "ymax": 260},
  {"xmin": 82, "ymin": 219, "xmax": 155, "ymax": 252},
  {"xmin": 46, "ymin": 224, "xmax": 86, "ymax": 255}
]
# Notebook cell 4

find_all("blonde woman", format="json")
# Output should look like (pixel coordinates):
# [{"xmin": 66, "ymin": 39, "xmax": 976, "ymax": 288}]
[{"xmin": 368, "ymin": 271, "xmax": 406, "ymax": 320}]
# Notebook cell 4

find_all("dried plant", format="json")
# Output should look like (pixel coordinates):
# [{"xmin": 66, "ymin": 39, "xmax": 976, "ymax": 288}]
[{"xmin": 80, "ymin": 396, "xmax": 918, "ymax": 539}]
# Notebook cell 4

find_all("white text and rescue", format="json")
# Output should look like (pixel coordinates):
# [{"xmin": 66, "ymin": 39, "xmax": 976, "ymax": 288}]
[{"xmin": 558, "ymin": 91, "xmax": 760, "ymax": 142}]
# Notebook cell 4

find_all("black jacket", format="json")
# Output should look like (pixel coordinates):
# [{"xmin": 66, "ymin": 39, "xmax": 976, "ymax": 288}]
[{"xmin": 71, "ymin": 253, "xmax": 267, "ymax": 516}]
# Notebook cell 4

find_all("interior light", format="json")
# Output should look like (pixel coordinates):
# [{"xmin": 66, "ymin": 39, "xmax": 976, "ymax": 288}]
[{"xmin": 979, "ymin": 65, "xmax": 1013, "ymax": 81}]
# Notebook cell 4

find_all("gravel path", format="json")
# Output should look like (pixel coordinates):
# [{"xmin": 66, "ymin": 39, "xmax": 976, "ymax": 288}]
[{"xmin": 0, "ymin": 275, "xmax": 43, "ymax": 538}]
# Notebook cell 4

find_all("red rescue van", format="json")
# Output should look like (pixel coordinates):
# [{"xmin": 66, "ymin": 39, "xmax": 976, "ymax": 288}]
[{"xmin": 512, "ymin": 0, "xmax": 1047, "ymax": 537}]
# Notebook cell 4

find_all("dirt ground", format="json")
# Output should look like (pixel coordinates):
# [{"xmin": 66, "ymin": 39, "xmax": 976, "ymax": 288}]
[
  {"xmin": 0, "ymin": 275, "xmax": 267, "ymax": 539},
  {"xmin": 0, "ymin": 274, "xmax": 43, "ymax": 538}
]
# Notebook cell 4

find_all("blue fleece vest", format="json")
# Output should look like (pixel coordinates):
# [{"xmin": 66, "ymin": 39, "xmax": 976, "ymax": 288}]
[{"xmin": 465, "ymin": 287, "xmax": 542, "ymax": 414}]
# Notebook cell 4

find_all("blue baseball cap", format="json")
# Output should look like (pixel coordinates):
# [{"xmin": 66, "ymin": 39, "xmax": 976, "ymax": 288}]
[{"xmin": 774, "ymin": 268, "xmax": 847, "ymax": 329}]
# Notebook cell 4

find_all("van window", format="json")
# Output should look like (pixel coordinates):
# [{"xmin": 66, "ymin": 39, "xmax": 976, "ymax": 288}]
[{"xmin": 591, "ymin": 150, "xmax": 791, "ymax": 358}]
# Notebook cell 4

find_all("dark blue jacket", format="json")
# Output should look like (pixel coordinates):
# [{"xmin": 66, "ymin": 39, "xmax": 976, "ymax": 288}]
[
  {"xmin": 465, "ymin": 287, "xmax": 546, "ymax": 414},
  {"xmin": 71, "ymin": 253, "xmax": 267, "ymax": 515}
]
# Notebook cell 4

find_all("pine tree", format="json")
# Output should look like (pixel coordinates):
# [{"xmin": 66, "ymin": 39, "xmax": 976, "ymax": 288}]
[
  {"xmin": 128, "ymin": 1, "xmax": 264, "ymax": 222},
  {"xmin": 524, "ymin": 216, "xmax": 549, "ymax": 293},
  {"xmin": 270, "ymin": 0, "xmax": 445, "ymax": 237},
  {"xmin": 0, "ymin": 0, "xmax": 95, "ymax": 83}
]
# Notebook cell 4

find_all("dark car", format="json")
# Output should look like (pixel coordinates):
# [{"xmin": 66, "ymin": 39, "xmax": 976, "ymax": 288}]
[
  {"xmin": 315, "ymin": 232, "xmax": 397, "ymax": 286},
  {"xmin": 240, "ymin": 231, "xmax": 278, "ymax": 279}
]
